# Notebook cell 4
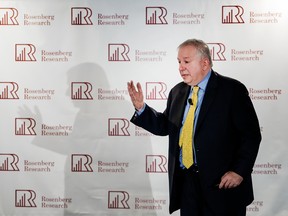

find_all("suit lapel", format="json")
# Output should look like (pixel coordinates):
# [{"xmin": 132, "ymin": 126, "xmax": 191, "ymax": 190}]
[
  {"xmin": 195, "ymin": 71, "xmax": 218, "ymax": 134},
  {"xmin": 172, "ymin": 84, "xmax": 190, "ymax": 128}
]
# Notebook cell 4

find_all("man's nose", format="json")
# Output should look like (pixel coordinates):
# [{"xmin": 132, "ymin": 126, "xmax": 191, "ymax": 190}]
[{"xmin": 179, "ymin": 63, "xmax": 185, "ymax": 71}]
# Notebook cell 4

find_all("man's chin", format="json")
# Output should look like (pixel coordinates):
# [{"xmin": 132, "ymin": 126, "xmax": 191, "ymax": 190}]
[{"xmin": 182, "ymin": 79, "xmax": 192, "ymax": 86}]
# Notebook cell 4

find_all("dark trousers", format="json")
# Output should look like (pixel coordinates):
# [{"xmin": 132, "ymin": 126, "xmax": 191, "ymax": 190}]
[{"xmin": 179, "ymin": 165, "xmax": 246, "ymax": 216}]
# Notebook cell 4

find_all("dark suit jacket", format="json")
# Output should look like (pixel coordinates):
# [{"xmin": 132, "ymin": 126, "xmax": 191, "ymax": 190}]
[{"xmin": 131, "ymin": 71, "xmax": 261, "ymax": 214}]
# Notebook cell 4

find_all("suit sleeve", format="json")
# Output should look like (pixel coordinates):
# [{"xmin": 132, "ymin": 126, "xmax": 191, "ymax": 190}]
[
  {"xmin": 130, "ymin": 92, "xmax": 173, "ymax": 136},
  {"xmin": 231, "ymin": 82, "xmax": 262, "ymax": 177},
  {"xmin": 130, "ymin": 104, "xmax": 170, "ymax": 136}
]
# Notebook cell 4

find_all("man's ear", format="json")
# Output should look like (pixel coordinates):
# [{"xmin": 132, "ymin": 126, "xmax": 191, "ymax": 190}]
[{"xmin": 202, "ymin": 58, "xmax": 210, "ymax": 70}]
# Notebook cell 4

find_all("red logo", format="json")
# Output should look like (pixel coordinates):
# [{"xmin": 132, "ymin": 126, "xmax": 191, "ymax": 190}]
[
  {"xmin": 0, "ymin": 8, "xmax": 19, "ymax": 25},
  {"xmin": 146, "ymin": 7, "xmax": 168, "ymax": 24},
  {"xmin": 15, "ymin": 190, "xmax": 37, "ymax": 207},
  {"xmin": 108, "ymin": 44, "xmax": 130, "ymax": 61},
  {"xmin": 207, "ymin": 43, "xmax": 226, "ymax": 61},
  {"xmin": 71, "ymin": 7, "xmax": 93, "ymax": 25},
  {"xmin": 0, "ymin": 82, "xmax": 19, "ymax": 99},
  {"xmin": 15, "ymin": 44, "xmax": 37, "ymax": 61},
  {"xmin": 71, "ymin": 82, "xmax": 93, "ymax": 100},
  {"xmin": 15, "ymin": 118, "xmax": 37, "ymax": 135},
  {"xmin": 71, "ymin": 154, "xmax": 93, "ymax": 172},
  {"xmin": 0, "ymin": 154, "xmax": 19, "ymax": 171},
  {"xmin": 108, "ymin": 191, "xmax": 130, "ymax": 209},
  {"xmin": 108, "ymin": 118, "xmax": 130, "ymax": 136},
  {"xmin": 146, "ymin": 155, "xmax": 167, "ymax": 173},
  {"xmin": 222, "ymin": 5, "xmax": 245, "ymax": 24},
  {"xmin": 146, "ymin": 82, "xmax": 167, "ymax": 100}
]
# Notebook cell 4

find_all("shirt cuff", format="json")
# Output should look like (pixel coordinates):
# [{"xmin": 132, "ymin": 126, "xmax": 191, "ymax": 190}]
[{"xmin": 135, "ymin": 103, "xmax": 146, "ymax": 115}]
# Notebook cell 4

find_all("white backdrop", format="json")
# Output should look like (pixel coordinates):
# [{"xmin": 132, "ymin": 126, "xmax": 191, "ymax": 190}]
[{"xmin": 1, "ymin": 0, "xmax": 287, "ymax": 215}]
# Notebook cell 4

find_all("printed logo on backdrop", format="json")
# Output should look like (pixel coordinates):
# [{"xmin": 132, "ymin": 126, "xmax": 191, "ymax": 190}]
[
  {"xmin": 231, "ymin": 48, "xmax": 264, "ymax": 61},
  {"xmin": 71, "ymin": 7, "xmax": 93, "ymax": 25},
  {"xmin": 15, "ymin": 190, "xmax": 37, "ymax": 207},
  {"xmin": 1, "ymin": 154, "xmax": 56, "ymax": 172},
  {"xmin": 135, "ymin": 126, "xmax": 154, "ymax": 137},
  {"xmin": 146, "ymin": 7, "xmax": 205, "ymax": 25},
  {"xmin": 108, "ymin": 190, "xmax": 168, "ymax": 211},
  {"xmin": 108, "ymin": 44, "xmax": 130, "ymax": 61},
  {"xmin": 71, "ymin": 7, "xmax": 129, "ymax": 25},
  {"xmin": 24, "ymin": 159, "xmax": 55, "ymax": 172},
  {"xmin": 0, "ymin": 154, "xmax": 19, "ymax": 171},
  {"xmin": 98, "ymin": 160, "xmax": 129, "ymax": 173},
  {"xmin": 146, "ymin": 155, "xmax": 167, "ymax": 173},
  {"xmin": 15, "ymin": 190, "xmax": 72, "ymax": 209},
  {"xmin": 247, "ymin": 200, "xmax": 264, "ymax": 213},
  {"xmin": 207, "ymin": 42, "xmax": 264, "ymax": 62},
  {"xmin": 15, "ymin": 44, "xmax": 37, "ymax": 61},
  {"xmin": 71, "ymin": 82, "xmax": 93, "ymax": 100},
  {"xmin": 207, "ymin": 43, "xmax": 226, "ymax": 61},
  {"xmin": 15, "ymin": 118, "xmax": 37, "ymax": 135},
  {"xmin": 71, "ymin": 154, "xmax": 93, "ymax": 172},
  {"xmin": 98, "ymin": 88, "xmax": 128, "ymax": 100},
  {"xmin": 249, "ymin": 88, "xmax": 282, "ymax": 101},
  {"xmin": 73, "ymin": 85, "xmax": 129, "ymax": 101},
  {"xmin": 108, "ymin": 43, "xmax": 167, "ymax": 62},
  {"xmin": 1, "ymin": 8, "xmax": 54, "ymax": 26},
  {"xmin": 146, "ymin": 7, "xmax": 168, "ymax": 24},
  {"xmin": 135, "ymin": 197, "xmax": 167, "ymax": 211},
  {"xmin": 108, "ymin": 118, "xmax": 130, "ymax": 136},
  {"xmin": 15, "ymin": 44, "xmax": 72, "ymax": 62},
  {"xmin": 108, "ymin": 191, "xmax": 130, "ymax": 209},
  {"xmin": 0, "ymin": 82, "xmax": 19, "ymax": 99},
  {"xmin": 173, "ymin": 12, "xmax": 205, "ymax": 25},
  {"xmin": 222, "ymin": 5, "xmax": 245, "ymax": 24},
  {"xmin": 15, "ymin": 118, "xmax": 73, "ymax": 136},
  {"xmin": 222, "ymin": 5, "xmax": 282, "ymax": 24},
  {"xmin": 2, "ymin": 83, "xmax": 55, "ymax": 100},
  {"xmin": 24, "ymin": 88, "xmax": 55, "ymax": 100},
  {"xmin": 253, "ymin": 162, "xmax": 282, "ymax": 175},
  {"xmin": 146, "ymin": 82, "xmax": 167, "ymax": 100},
  {"xmin": 0, "ymin": 8, "xmax": 19, "ymax": 25},
  {"xmin": 98, "ymin": 13, "xmax": 129, "ymax": 25},
  {"xmin": 71, "ymin": 155, "xmax": 129, "ymax": 173},
  {"xmin": 24, "ymin": 11, "xmax": 55, "ymax": 26}
]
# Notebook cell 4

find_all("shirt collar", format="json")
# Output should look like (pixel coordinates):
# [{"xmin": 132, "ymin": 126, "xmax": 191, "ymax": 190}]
[{"xmin": 194, "ymin": 69, "xmax": 211, "ymax": 91}]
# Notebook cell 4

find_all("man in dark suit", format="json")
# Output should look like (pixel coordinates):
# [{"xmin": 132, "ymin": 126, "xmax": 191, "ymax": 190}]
[{"xmin": 127, "ymin": 39, "xmax": 261, "ymax": 216}]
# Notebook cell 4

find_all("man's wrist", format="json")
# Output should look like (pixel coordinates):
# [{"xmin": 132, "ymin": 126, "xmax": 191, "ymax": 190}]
[{"xmin": 135, "ymin": 103, "xmax": 146, "ymax": 115}]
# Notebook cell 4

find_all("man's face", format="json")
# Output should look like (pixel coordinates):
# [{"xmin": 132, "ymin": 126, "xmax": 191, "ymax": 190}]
[{"xmin": 177, "ymin": 45, "xmax": 209, "ymax": 86}]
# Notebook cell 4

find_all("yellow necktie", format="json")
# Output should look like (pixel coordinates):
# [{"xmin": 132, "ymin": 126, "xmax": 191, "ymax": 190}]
[{"xmin": 179, "ymin": 86, "xmax": 199, "ymax": 169}]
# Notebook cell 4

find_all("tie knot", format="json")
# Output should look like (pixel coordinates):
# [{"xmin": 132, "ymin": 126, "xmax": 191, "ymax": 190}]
[{"xmin": 193, "ymin": 85, "xmax": 199, "ymax": 93}]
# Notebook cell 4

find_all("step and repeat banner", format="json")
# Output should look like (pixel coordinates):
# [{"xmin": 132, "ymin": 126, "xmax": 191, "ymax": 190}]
[{"xmin": 1, "ymin": 0, "xmax": 287, "ymax": 215}]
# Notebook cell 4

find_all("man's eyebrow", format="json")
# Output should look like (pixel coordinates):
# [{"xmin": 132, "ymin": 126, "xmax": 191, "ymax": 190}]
[{"xmin": 178, "ymin": 57, "xmax": 191, "ymax": 60}]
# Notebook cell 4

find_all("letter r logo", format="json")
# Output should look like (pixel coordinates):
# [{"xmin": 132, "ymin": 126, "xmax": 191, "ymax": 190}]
[
  {"xmin": 146, "ymin": 7, "xmax": 168, "ymax": 24},
  {"xmin": 15, "ymin": 190, "xmax": 37, "ymax": 207},
  {"xmin": 108, "ymin": 44, "xmax": 130, "ymax": 61},
  {"xmin": 71, "ymin": 7, "xmax": 93, "ymax": 25},
  {"xmin": 0, "ymin": 8, "xmax": 19, "ymax": 25},
  {"xmin": 15, "ymin": 118, "xmax": 37, "ymax": 135},
  {"xmin": 15, "ymin": 44, "xmax": 37, "ymax": 61},
  {"xmin": 108, "ymin": 191, "xmax": 130, "ymax": 209},
  {"xmin": 222, "ymin": 5, "xmax": 245, "ymax": 24},
  {"xmin": 207, "ymin": 43, "xmax": 226, "ymax": 61},
  {"xmin": 0, "ymin": 82, "xmax": 19, "ymax": 99}
]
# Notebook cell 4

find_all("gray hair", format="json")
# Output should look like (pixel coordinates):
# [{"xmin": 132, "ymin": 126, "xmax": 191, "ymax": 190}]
[{"xmin": 178, "ymin": 39, "xmax": 213, "ymax": 67}]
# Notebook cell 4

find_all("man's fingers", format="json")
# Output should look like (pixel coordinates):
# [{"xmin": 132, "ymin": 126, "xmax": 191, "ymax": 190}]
[
  {"xmin": 136, "ymin": 82, "xmax": 142, "ymax": 94},
  {"xmin": 219, "ymin": 178, "xmax": 228, "ymax": 189},
  {"xmin": 218, "ymin": 171, "xmax": 243, "ymax": 189},
  {"xmin": 128, "ymin": 81, "xmax": 143, "ymax": 96},
  {"xmin": 127, "ymin": 81, "xmax": 134, "ymax": 90},
  {"xmin": 127, "ymin": 81, "xmax": 144, "ymax": 109}
]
